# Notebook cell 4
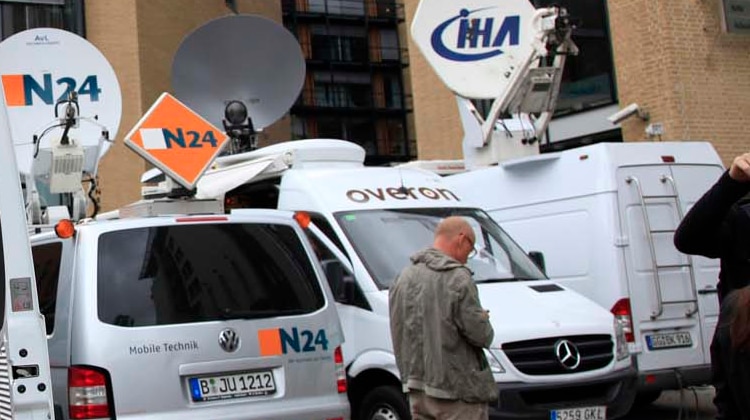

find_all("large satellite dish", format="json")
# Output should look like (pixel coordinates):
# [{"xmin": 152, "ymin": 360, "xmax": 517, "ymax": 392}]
[
  {"xmin": 0, "ymin": 28, "xmax": 122, "ymax": 175},
  {"xmin": 171, "ymin": 14, "xmax": 305, "ymax": 133}
]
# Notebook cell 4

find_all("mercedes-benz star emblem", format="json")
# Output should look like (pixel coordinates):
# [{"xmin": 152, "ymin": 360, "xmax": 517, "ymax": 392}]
[
  {"xmin": 219, "ymin": 328, "xmax": 240, "ymax": 353},
  {"xmin": 554, "ymin": 339, "xmax": 581, "ymax": 370}
]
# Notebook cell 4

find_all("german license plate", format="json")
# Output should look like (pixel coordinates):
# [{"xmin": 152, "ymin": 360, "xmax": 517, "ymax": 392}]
[
  {"xmin": 646, "ymin": 331, "xmax": 692, "ymax": 350},
  {"xmin": 551, "ymin": 406, "xmax": 606, "ymax": 420},
  {"xmin": 189, "ymin": 370, "xmax": 276, "ymax": 402}
]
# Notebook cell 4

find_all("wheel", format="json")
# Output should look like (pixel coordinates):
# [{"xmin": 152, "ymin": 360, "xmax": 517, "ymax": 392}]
[
  {"xmin": 358, "ymin": 385, "xmax": 411, "ymax": 420},
  {"xmin": 632, "ymin": 390, "xmax": 662, "ymax": 407}
]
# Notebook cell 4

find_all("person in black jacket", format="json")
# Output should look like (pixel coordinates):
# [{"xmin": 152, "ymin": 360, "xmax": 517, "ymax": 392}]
[
  {"xmin": 674, "ymin": 153, "xmax": 750, "ymax": 303},
  {"xmin": 674, "ymin": 152, "xmax": 750, "ymax": 419},
  {"xmin": 710, "ymin": 285, "xmax": 750, "ymax": 420}
]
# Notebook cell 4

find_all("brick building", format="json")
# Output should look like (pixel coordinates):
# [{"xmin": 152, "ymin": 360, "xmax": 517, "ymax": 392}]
[{"xmin": 1, "ymin": 0, "xmax": 749, "ymax": 211}]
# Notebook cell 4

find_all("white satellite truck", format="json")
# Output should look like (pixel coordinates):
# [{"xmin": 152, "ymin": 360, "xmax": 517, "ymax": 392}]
[
  {"xmin": 443, "ymin": 143, "xmax": 721, "ymax": 405},
  {"xmin": 0, "ymin": 59, "xmax": 56, "ymax": 420},
  {"xmin": 141, "ymin": 4, "xmax": 639, "ymax": 420},
  {"xmin": 401, "ymin": 0, "xmax": 717, "ymax": 406}
]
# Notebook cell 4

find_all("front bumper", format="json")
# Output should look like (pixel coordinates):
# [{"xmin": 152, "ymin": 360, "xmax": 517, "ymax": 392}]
[{"xmin": 488, "ymin": 366, "xmax": 637, "ymax": 420}]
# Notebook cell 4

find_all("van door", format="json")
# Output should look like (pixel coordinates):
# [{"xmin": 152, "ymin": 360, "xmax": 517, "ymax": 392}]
[
  {"xmin": 616, "ymin": 164, "xmax": 720, "ymax": 372},
  {"xmin": 667, "ymin": 164, "xmax": 723, "ymax": 363},
  {"xmin": 30, "ymin": 238, "xmax": 74, "ymax": 419}
]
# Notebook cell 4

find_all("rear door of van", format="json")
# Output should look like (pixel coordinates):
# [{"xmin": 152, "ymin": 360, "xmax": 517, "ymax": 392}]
[
  {"xmin": 616, "ymin": 164, "xmax": 723, "ymax": 373},
  {"xmin": 68, "ymin": 212, "xmax": 347, "ymax": 420}
]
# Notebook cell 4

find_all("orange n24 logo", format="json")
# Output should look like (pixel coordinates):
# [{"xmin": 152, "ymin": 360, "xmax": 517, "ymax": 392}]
[
  {"xmin": 258, "ymin": 327, "xmax": 329, "ymax": 356},
  {"xmin": 139, "ymin": 128, "xmax": 219, "ymax": 150},
  {"xmin": 1, "ymin": 73, "xmax": 101, "ymax": 107}
]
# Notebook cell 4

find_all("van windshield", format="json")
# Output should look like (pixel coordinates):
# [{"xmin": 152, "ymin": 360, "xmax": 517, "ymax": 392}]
[
  {"xmin": 334, "ymin": 208, "xmax": 546, "ymax": 289},
  {"xmin": 97, "ymin": 223, "xmax": 324, "ymax": 327}
]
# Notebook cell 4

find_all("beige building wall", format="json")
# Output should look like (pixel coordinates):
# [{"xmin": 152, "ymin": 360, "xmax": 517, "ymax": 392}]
[
  {"xmin": 404, "ymin": 0, "xmax": 750, "ymax": 167},
  {"xmin": 85, "ymin": 0, "xmax": 286, "ymax": 211},
  {"xmin": 608, "ymin": 0, "xmax": 750, "ymax": 166},
  {"xmin": 402, "ymin": 0, "xmax": 463, "ymax": 161}
]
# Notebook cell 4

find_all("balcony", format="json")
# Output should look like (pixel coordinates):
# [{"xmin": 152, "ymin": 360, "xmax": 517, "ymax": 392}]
[
  {"xmin": 282, "ymin": 0, "xmax": 405, "ymax": 23},
  {"xmin": 294, "ymin": 87, "xmax": 412, "ymax": 113}
]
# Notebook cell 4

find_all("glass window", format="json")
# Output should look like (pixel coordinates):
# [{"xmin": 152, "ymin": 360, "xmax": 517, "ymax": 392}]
[
  {"xmin": 0, "ymin": 0, "xmax": 84, "ymax": 39},
  {"xmin": 97, "ymin": 223, "xmax": 324, "ymax": 327},
  {"xmin": 31, "ymin": 242, "xmax": 62, "ymax": 335},
  {"xmin": 334, "ymin": 208, "xmax": 546, "ymax": 289},
  {"xmin": 309, "ymin": 0, "xmax": 364, "ymax": 16},
  {"xmin": 379, "ymin": 29, "xmax": 399, "ymax": 61},
  {"xmin": 532, "ymin": 0, "xmax": 616, "ymax": 115}
]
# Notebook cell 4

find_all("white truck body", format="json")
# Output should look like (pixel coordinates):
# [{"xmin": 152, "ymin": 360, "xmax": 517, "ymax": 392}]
[
  {"xmin": 0, "ymin": 60, "xmax": 55, "ymax": 419},
  {"xmin": 444, "ymin": 141, "xmax": 722, "ymax": 394},
  {"xmin": 182, "ymin": 138, "xmax": 638, "ymax": 420}
]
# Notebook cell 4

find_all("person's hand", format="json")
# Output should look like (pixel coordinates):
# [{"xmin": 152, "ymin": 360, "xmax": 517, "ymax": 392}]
[{"xmin": 729, "ymin": 153, "xmax": 750, "ymax": 183}]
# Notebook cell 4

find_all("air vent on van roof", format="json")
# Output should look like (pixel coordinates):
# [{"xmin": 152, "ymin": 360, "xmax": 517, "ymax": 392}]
[{"xmin": 529, "ymin": 284, "xmax": 564, "ymax": 293}]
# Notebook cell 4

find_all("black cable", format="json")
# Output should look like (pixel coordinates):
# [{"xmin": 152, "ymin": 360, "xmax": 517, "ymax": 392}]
[
  {"xmin": 33, "ymin": 123, "xmax": 65, "ymax": 158},
  {"xmin": 84, "ymin": 175, "xmax": 100, "ymax": 218}
]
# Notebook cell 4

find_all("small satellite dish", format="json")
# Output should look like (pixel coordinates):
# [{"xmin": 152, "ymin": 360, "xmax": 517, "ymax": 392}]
[
  {"xmin": 0, "ymin": 28, "xmax": 122, "ymax": 175},
  {"xmin": 171, "ymin": 14, "xmax": 305, "ymax": 134}
]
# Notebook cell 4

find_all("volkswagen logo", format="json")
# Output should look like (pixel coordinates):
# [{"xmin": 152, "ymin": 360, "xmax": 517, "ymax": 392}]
[
  {"xmin": 554, "ymin": 339, "xmax": 581, "ymax": 370},
  {"xmin": 218, "ymin": 328, "xmax": 240, "ymax": 353}
]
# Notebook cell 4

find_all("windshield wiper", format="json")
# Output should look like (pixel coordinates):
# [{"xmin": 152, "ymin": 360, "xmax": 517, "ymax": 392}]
[
  {"xmin": 217, "ymin": 308, "xmax": 306, "ymax": 320},
  {"xmin": 474, "ymin": 277, "xmax": 541, "ymax": 283}
]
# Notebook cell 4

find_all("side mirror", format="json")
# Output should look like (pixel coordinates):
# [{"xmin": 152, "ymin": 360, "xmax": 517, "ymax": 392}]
[
  {"xmin": 321, "ymin": 259, "xmax": 355, "ymax": 303},
  {"xmin": 528, "ymin": 251, "xmax": 546, "ymax": 275}
]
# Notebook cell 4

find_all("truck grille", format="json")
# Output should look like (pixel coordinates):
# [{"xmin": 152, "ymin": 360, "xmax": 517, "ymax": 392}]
[{"xmin": 502, "ymin": 335, "xmax": 613, "ymax": 375}]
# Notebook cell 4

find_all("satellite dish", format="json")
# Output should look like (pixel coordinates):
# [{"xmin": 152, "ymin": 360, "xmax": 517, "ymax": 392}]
[
  {"xmin": 0, "ymin": 28, "xmax": 122, "ymax": 175},
  {"xmin": 171, "ymin": 14, "xmax": 305, "ymax": 133}
]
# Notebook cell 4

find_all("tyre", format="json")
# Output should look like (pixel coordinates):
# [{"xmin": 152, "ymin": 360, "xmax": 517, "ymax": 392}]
[
  {"xmin": 358, "ymin": 385, "xmax": 411, "ymax": 420},
  {"xmin": 632, "ymin": 390, "xmax": 662, "ymax": 407}
]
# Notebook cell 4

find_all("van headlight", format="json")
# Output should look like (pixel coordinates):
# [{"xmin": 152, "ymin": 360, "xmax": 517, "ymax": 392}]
[
  {"xmin": 484, "ymin": 349, "xmax": 506, "ymax": 374},
  {"xmin": 614, "ymin": 319, "xmax": 630, "ymax": 361}
]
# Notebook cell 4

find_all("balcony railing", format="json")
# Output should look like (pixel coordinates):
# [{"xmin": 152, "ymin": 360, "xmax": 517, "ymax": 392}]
[
  {"xmin": 297, "ymin": 88, "xmax": 412, "ymax": 111},
  {"xmin": 282, "ymin": 0, "xmax": 405, "ymax": 21}
]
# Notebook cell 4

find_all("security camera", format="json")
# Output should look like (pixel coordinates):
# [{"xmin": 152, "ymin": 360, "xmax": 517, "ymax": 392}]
[{"xmin": 607, "ymin": 103, "xmax": 649, "ymax": 125}]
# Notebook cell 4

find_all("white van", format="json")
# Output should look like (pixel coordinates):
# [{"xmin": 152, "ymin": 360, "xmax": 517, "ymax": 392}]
[
  {"xmin": 445, "ymin": 141, "xmax": 722, "ymax": 403},
  {"xmin": 28, "ymin": 202, "xmax": 349, "ymax": 420},
  {"xmin": 176, "ymin": 139, "xmax": 638, "ymax": 420}
]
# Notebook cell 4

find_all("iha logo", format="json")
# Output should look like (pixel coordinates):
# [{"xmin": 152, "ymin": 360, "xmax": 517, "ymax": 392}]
[
  {"xmin": 257, "ymin": 327, "xmax": 329, "ymax": 356},
  {"xmin": 431, "ymin": 8, "xmax": 520, "ymax": 62},
  {"xmin": 1, "ymin": 73, "xmax": 101, "ymax": 107},
  {"xmin": 139, "ymin": 128, "xmax": 220, "ymax": 150}
]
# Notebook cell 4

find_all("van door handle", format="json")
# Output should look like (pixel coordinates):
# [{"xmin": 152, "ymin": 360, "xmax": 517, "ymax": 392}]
[{"xmin": 698, "ymin": 288, "xmax": 718, "ymax": 295}]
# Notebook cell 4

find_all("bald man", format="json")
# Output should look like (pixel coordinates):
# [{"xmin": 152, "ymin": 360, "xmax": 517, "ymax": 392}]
[{"xmin": 389, "ymin": 216, "xmax": 497, "ymax": 420}]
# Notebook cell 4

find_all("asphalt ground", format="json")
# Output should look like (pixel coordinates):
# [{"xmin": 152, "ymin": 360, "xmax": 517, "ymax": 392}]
[{"xmin": 621, "ymin": 387, "xmax": 717, "ymax": 420}]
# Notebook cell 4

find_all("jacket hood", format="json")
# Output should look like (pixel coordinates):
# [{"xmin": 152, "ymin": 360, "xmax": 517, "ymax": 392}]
[{"xmin": 411, "ymin": 248, "xmax": 464, "ymax": 272}]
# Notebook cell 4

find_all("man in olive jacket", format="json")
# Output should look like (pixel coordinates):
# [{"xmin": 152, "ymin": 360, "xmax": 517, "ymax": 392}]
[{"xmin": 389, "ymin": 216, "xmax": 498, "ymax": 420}]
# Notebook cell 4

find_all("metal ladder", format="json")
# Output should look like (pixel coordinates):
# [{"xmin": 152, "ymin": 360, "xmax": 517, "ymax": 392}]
[{"xmin": 626, "ymin": 174, "xmax": 699, "ymax": 319}]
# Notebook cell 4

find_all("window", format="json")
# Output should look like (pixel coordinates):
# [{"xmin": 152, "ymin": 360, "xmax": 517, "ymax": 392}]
[
  {"xmin": 532, "ymin": 0, "xmax": 616, "ymax": 115},
  {"xmin": 335, "ymin": 208, "xmax": 545, "ymax": 289},
  {"xmin": 31, "ymin": 242, "xmax": 62, "ymax": 334},
  {"xmin": 309, "ymin": 0, "xmax": 364, "ymax": 16},
  {"xmin": 0, "ymin": 0, "xmax": 84, "ymax": 40},
  {"xmin": 311, "ymin": 24, "xmax": 368, "ymax": 63},
  {"xmin": 97, "ymin": 223, "xmax": 324, "ymax": 327}
]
